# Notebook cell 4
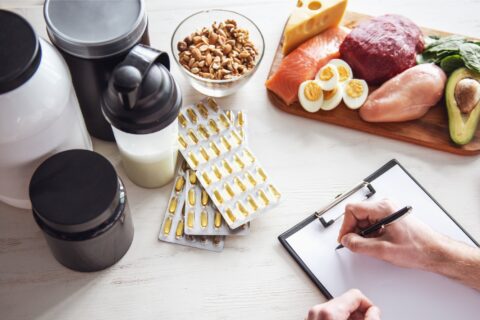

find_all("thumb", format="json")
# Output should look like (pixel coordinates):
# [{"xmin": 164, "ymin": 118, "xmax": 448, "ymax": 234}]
[
  {"xmin": 341, "ymin": 233, "xmax": 384, "ymax": 255},
  {"xmin": 365, "ymin": 306, "xmax": 381, "ymax": 320}
]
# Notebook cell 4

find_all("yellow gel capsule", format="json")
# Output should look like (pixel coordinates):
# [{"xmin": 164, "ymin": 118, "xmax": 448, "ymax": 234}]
[
  {"xmin": 196, "ymin": 103, "xmax": 209, "ymax": 118},
  {"xmin": 202, "ymin": 172, "xmax": 212, "ymax": 186},
  {"xmin": 188, "ymin": 152, "xmax": 199, "ymax": 168},
  {"xmin": 214, "ymin": 211, "xmax": 222, "ymax": 228},
  {"xmin": 188, "ymin": 188, "xmax": 196, "ymax": 206},
  {"xmin": 210, "ymin": 141, "xmax": 221, "ymax": 156},
  {"xmin": 221, "ymin": 136, "xmax": 231, "ymax": 151},
  {"xmin": 269, "ymin": 184, "xmax": 281, "ymax": 199},
  {"xmin": 207, "ymin": 97, "xmax": 219, "ymax": 111},
  {"xmin": 257, "ymin": 167, "xmax": 267, "ymax": 182},
  {"xmin": 163, "ymin": 216, "xmax": 173, "ymax": 235},
  {"xmin": 175, "ymin": 219, "xmax": 184, "ymax": 239},
  {"xmin": 234, "ymin": 154, "xmax": 245, "ymax": 169},
  {"xmin": 200, "ymin": 210, "xmax": 208, "ymax": 228},
  {"xmin": 189, "ymin": 170, "xmax": 197, "ymax": 184},
  {"xmin": 259, "ymin": 189, "xmax": 270, "ymax": 206},
  {"xmin": 178, "ymin": 113, "xmax": 188, "ymax": 127},
  {"xmin": 213, "ymin": 165, "xmax": 222, "ymax": 180},
  {"xmin": 247, "ymin": 195, "xmax": 259, "ymax": 211},
  {"xmin": 234, "ymin": 177, "xmax": 247, "ymax": 192},
  {"xmin": 214, "ymin": 189, "xmax": 224, "ymax": 204},
  {"xmin": 237, "ymin": 111, "xmax": 245, "ymax": 127},
  {"xmin": 187, "ymin": 210, "xmax": 195, "ymax": 228},
  {"xmin": 186, "ymin": 108, "xmax": 198, "ymax": 124},
  {"xmin": 226, "ymin": 110, "xmax": 234, "ymax": 122},
  {"xmin": 231, "ymin": 131, "xmax": 242, "ymax": 145},
  {"xmin": 237, "ymin": 201, "xmax": 249, "ymax": 217},
  {"xmin": 222, "ymin": 159, "xmax": 233, "ymax": 174},
  {"xmin": 201, "ymin": 190, "xmax": 209, "ymax": 206},
  {"xmin": 224, "ymin": 183, "xmax": 235, "ymax": 198},
  {"xmin": 198, "ymin": 125, "xmax": 210, "ymax": 139},
  {"xmin": 178, "ymin": 136, "xmax": 188, "ymax": 149},
  {"xmin": 209, "ymin": 119, "xmax": 219, "ymax": 134},
  {"xmin": 246, "ymin": 172, "xmax": 257, "ymax": 187},
  {"xmin": 244, "ymin": 148, "xmax": 256, "ymax": 163},
  {"xmin": 174, "ymin": 176, "xmax": 185, "ymax": 192},
  {"xmin": 219, "ymin": 114, "xmax": 230, "ymax": 128},
  {"xmin": 239, "ymin": 128, "xmax": 245, "ymax": 138},
  {"xmin": 168, "ymin": 196, "xmax": 178, "ymax": 213},
  {"xmin": 200, "ymin": 147, "xmax": 210, "ymax": 161},
  {"xmin": 226, "ymin": 208, "xmax": 236, "ymax": 223},
  {"xmin": 187, "ymin": 129, "xmax": 199, "ymax": 144}
]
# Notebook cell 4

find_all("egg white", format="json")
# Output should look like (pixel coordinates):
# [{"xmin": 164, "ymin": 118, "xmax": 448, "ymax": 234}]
[
  {"xmin": 329, "ymin": 59, "xmax": 353, "ymax": 84},
  {"xmin": 343, "ymin": 79, "xmax": 369, "ymax": 110},
  {"xmin": 315, "ymin": 64, "xmax": 339, "ymax": 91},
  {"xmin": 321, "ymin": 85, "xmax": 343, "ymax": 111},
  {"xmin": 298, "ymin": 80, "xmax": 324, "ymax": 113}
]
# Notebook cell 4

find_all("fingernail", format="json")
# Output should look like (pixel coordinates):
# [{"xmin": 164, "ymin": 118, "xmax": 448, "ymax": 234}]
[{"xmin": 340, "ymin": 235, "xmax": 348, "ymax": 246}]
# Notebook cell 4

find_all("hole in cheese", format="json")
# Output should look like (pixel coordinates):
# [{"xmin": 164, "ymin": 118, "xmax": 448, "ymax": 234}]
[{"xmin": 308, "ymin": 1, "xmax": 322, "ymax": 10}]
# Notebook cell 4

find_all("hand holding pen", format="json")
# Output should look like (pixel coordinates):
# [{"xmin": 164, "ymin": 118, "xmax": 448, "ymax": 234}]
[{"xmin": 335, "ymin": 200, "xmax": 445, "ymax": 270}]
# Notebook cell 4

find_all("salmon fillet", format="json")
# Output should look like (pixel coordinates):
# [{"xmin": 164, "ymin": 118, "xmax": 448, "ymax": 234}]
[{"xmin": 266, "ymin": 27, "xmax": 350, "ymax": 106}]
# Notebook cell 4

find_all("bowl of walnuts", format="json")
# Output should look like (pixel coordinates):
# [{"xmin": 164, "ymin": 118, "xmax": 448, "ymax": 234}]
[{"xmin": 171, "ymin": 10, "xmax": 265, "ymax": 97}]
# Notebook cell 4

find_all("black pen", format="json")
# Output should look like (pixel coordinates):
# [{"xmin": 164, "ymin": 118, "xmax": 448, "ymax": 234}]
[{"xmin": 336, "ymin": 205, "xmax": 413, "ymax": 250}]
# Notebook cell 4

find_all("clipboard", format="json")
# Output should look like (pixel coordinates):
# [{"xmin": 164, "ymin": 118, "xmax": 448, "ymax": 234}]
[{"xmin": 278, "ymin": 159, "xmax": 480, "ymax": 319}]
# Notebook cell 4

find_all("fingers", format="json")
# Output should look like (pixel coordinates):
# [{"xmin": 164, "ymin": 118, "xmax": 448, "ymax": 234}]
[
  {"xmin": 341, "ymin": 233, "xmax": 388, "ymax": 259},
  {"xmin": 336, "ymin": 288, "xmax": 373, "ymax": 314},
  {"xmin": 338, "ymin": 200, "xmax": 396, "ymax": 242},
  {"xmin": 365, "ymin": 306, "xmax": 381, "ymax": 320},
  {"xmin": 306, "ymin": 289, "xmax": 380, "ymax": 320}
]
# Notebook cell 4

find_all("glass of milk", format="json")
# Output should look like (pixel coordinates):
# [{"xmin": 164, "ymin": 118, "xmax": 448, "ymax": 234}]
[{"xmin": 102, "ymin": 45, "xmax": 182, "ymax": 188}]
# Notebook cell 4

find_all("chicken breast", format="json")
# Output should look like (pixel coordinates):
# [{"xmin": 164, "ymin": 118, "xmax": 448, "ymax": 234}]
[{"xmin": 359, "ymin": 64, "xmax": 447, "ymax": 122}]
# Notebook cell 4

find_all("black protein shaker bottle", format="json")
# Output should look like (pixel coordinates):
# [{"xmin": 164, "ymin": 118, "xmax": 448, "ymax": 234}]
[{"xmin": 44, "ymin": 0, "xmax": 150, "ymax": 141}]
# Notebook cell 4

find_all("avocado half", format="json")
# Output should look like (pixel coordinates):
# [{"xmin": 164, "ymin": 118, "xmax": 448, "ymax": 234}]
[{"xmin": 446, "ymin": 67, "xmax": 480, "ymax": 145}]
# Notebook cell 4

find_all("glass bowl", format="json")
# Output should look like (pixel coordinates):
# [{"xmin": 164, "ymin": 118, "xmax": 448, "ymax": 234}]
[{"xmin": 171, "ymin": 9, "xmax": 265, "ymax": 97}]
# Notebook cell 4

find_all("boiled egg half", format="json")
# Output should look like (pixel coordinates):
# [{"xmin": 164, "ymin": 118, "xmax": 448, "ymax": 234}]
[
  {"xmin": 329, "ymin": 59, "xmax": 353, "ymax": 84},
  {"xmin": 315, "ymin": 63, "xmax": 338, "ymax": 91},
  {"xmin": 343, "ymin": 79, "xmax": 369, "ymax": 109},
  {"xmin": 298, "ymin": 80, "xmax": 323, "ymax": 113},
  {"xmin": 321, "ymin": 84, "xmax": 343, "ymax": 111}
]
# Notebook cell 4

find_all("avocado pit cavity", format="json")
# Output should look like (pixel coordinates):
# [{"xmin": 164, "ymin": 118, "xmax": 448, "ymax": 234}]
[{"xmin": 454, "ymin": 78, "xmax": 480, "ymax": 114}]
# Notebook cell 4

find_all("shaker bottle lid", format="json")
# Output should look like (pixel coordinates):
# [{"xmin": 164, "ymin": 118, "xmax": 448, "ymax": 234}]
[
  {"xmin": 44, "ymin": 0, "xmax": 147, "ymax": 59},
  {"xmin": 29, "ymin": 150, "xmax": 119, "ymax": 234},
  {"xmin": 102, "ymin": 45, "xmax": 182, "ymax": 134},
  {"xmin": 0, "ymin": 10, "xmax": 41, "ymax": 94}
]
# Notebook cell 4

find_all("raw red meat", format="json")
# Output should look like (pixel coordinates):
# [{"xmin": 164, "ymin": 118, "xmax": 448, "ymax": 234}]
[{"xmin": 340, "ymin": 14, "xmax": 424, "ymax": 85}]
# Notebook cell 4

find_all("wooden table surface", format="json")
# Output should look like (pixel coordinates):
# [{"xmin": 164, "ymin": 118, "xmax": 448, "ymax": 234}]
[{"xmin": 1, "ymin": 1, "xmax": 479, "ymax": 319}]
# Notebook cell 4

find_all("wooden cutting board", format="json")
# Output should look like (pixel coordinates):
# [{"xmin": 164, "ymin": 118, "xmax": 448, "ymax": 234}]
[{"xmin": 266, "ymin": 11, "xmax": 480, "ymax": 156}]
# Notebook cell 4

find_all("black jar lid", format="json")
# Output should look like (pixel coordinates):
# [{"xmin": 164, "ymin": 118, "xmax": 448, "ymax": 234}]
[
  {"xmin": 44, "ymin": 0, "xmax": 147, "ymax": 59},
  {"xmin": 0, "ymin": 10, "xmax": 41, "ymax": 94},
  {"xmin": 29, "ymin": 150, "xmax": 120, "ymax": 234},
  {"xmin": 102, "ymin": 45, "xmax": 182, "ymax": 134}
]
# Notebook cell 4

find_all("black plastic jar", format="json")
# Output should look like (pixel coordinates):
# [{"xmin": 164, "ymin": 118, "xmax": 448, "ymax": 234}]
[
  {"xmin": 44, "ymin": 0, "xmax": 150, "ymax": 141},
  {"xmin": 29, "ymin": 150, "xmax": 134, "ymax": 272}
]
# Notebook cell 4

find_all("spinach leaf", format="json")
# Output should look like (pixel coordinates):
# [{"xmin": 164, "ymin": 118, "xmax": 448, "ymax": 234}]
[
  {"xmin": 440, "ymin": 55, "xmax": 464, "ymax": 74},
  {"xmin": 459, "ymin": 43, "xmax": 480, "ymax": 73}
]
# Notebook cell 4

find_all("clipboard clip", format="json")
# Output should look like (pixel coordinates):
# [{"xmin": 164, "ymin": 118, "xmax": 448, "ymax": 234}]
[{"xmin": 314, "ymin": 181, "xmax": 376, "ymax": 228}]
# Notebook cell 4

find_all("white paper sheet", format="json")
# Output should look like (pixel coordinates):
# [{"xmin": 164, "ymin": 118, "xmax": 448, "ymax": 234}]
[{"xmin": 286, "ymin": 164, "xmax": 480, "ymax": 319}]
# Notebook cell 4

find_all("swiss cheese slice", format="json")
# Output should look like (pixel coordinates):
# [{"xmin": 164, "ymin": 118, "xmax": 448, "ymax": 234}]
[{"xmin": 282, "ymin": 0, "xmax": 348, "ymax": 55}]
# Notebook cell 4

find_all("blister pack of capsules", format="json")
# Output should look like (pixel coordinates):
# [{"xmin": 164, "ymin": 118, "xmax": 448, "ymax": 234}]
[
  {"xmin": 177, "ymin": 97, "xmax": 281, "ymax": 229},
  {"xmin": 158, "ymin": 160, "xmax": 225, "ymax": 252},
  {"xmin": 185, "ymin": 169, "xmax": 250, "ymax": 236}
]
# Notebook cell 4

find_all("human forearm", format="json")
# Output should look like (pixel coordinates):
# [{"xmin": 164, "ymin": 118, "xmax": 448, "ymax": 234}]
[{"xmin": 427, "ymin": 234, "xmax": 480, "ymax": 291}]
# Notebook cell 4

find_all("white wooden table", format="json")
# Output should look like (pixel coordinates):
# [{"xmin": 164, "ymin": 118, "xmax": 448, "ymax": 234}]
[{"xmin": 1, "ymin": 1, "xmax": 479, "ymax": 319}]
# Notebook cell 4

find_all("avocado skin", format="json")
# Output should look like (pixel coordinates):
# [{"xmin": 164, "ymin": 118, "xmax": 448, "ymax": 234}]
[{"xmin": 446, "ymin": 67, "xmax": 480, "ymax": 145}]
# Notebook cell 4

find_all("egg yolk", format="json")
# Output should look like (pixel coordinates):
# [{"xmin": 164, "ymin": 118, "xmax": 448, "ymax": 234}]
[
  {"xmin": 319, "ymin": 66, "xmax": 334, "ymax": 81},
  {"xmin": 346, "ymin": 80, "xmax": 364, "ymax": 98},
  {"xmin": 304, "ymin": 81, "xmax": 322, "ymax": 101},
  {"xmin": 323, "ymin": 87, "xmax": 338, "ymax": 100},
  {"xmin": 337, "ymin": 66, "xmax": 349, "ymax": 82}
]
